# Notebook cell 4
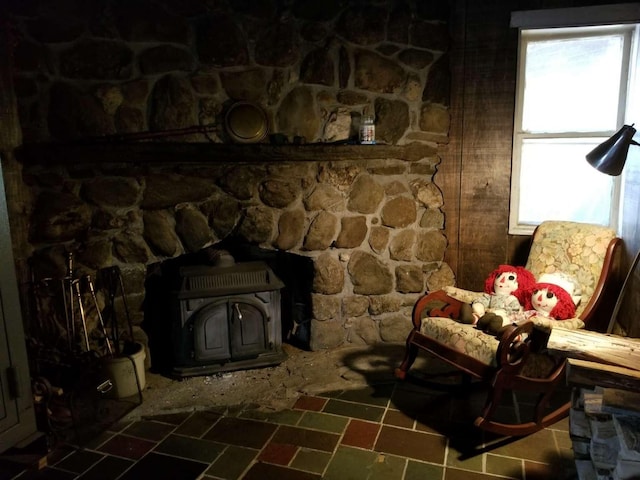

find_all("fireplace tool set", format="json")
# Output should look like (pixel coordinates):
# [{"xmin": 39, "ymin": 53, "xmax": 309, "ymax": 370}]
[{"xmin": 28, "ymin": 254, "xmax": 141, "ymax": 445}]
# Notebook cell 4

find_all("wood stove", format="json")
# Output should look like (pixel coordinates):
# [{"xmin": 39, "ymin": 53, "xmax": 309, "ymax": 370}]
[{"xmin": 171, "ymin": 261, "xmax": 286, "ymax": 377}]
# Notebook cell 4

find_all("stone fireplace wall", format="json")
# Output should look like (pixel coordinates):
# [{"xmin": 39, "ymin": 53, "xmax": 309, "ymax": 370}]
[{"xmin": 9, "ymin": 0, "xmax": 454, "ymax": 352}]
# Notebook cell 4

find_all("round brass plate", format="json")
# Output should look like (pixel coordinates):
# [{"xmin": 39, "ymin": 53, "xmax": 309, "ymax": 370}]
[{"xmin": 224, "ymin": 101, "xmax": 268, "ymax": 143}]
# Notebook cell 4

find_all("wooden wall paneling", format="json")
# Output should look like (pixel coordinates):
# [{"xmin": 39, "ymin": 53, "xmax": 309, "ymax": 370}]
[
  {"xmin": 455, "ymin": 1, "xmax": 519, "ymax": 289},
  {"xmin": 439, "ymin": 0, "xmax": 466, "ymax": 284}
]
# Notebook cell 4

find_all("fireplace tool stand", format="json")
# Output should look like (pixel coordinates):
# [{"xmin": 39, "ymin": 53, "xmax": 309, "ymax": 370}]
[{"xmin": 28, "ymin": 255, "xmax": 142, "ymax": 447}]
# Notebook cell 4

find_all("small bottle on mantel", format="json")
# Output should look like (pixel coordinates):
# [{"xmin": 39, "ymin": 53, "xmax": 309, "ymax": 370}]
[{"xmin": 359, "ymin": 115, "xmax": 376, "ymax": 145}]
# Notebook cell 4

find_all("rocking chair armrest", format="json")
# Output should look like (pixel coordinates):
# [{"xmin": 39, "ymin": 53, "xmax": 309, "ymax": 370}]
[
  {"xmin": 496, "ymin": 320, "xmax": 535, "ymax": 371},
  {"xmin": 442, "ymin": 285, "xmax": 484, "ymax": 304},
  {"xmin": 411, "ymin": 290, "xmax": 464, "ymax": 329}
]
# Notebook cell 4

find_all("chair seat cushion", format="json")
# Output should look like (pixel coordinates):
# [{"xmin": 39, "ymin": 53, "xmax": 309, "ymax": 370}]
[{"xmin": 420, "ymin": 316, "xmax": 499, "ymax": 367}]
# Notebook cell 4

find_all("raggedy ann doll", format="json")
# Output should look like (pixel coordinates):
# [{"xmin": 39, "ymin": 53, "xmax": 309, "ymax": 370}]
[
  {"xmin": 459, "ymin": 265, "xmax": 536, "ymax": 326},
  {"xmin": 477, "ymin": 274, "xmax": 578, "ymax": 335}
]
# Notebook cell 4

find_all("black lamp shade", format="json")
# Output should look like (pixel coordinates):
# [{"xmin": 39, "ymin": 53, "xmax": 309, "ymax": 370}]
[{"xmin": 586, "ymin": 124, "xmax": 638, "ymax": 176}]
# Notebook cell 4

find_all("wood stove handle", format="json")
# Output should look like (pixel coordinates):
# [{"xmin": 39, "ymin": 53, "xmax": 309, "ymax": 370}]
[{"xmin": 233, "ymin": 303, "xmax": 243, "ymax": 320}]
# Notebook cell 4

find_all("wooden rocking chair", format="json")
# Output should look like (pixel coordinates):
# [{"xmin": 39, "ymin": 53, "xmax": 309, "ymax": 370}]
[{"xmin": 395, "ymin": 221, "xmax": 621, "ymax": 436}]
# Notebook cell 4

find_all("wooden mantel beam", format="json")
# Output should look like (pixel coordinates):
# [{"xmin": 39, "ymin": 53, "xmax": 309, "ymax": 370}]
[{"xmin": 17, "ymin": 142, "xmax": 435, "ymax": 166}]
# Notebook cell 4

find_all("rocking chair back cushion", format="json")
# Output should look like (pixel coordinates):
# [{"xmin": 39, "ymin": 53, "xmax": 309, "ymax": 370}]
[
  {"xmin": 415, "ymin": 221, "xmax": 618, "ymax": 374},
  {"xmin": 524, "ymin": 220, "xmax": 617, "ymax": 322}
]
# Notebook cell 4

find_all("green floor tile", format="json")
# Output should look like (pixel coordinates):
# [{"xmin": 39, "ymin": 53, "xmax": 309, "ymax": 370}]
[
  {"xmin": 297, "ymin": 411, "xmax": 349, "ymax": 433},
  {"xmin": 240, "ymin": 408, "xmax": 304, "ymax": 426},
  {"xmin": 322, "ymin": 398, "xmax": 385, "ymax": 422},
  {"xmin": 290, "ymin": 448, "xmax": 333, "ymax": 474},
  {"xmin": 489, "ymin": 428, "xmax": 558, "ymax": 463},
  {"xmin": 446, "ymin": 445, "xmax": 483, "ymax": 472},
  {"xmin": 486, "ymin": 453, "xmax": 523, "ymax": 478},
  {"xmin": 333, "ymin": 384, "xmax": 394, "ymax": 407},
  {"xmin": 404, "ymin": 459, "xmax": 444, "ymax": 480},
  {"xmin": 205, "ymin": 445, "xmax": 257, "ymax": 480},
  {"xmin": 272, "ymin": 425, "xmax": 340, "ymax": 452},
  {"xmin": 368, "ymin": 453, "xmax": 406, "ymax": 480},
  {"xmin": 323, "ymin": 446, "xmax": 405, "ymax": 480}
]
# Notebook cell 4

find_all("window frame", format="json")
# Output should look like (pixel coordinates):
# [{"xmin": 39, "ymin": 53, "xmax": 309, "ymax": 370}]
[{"xmin": 509, "ymin": 4, "xmax": 640, "ymax": 235}]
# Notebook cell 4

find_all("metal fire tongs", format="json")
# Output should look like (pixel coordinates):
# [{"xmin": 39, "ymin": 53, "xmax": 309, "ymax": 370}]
[{"xmin": 98, "ymin": 266, "xmax": 135, "ymax": 356}]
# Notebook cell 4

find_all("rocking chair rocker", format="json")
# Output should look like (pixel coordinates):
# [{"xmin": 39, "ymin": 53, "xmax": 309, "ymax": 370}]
[{"xmin": 395, "ymin": 221, "xmax": 621, "ymax": 436}]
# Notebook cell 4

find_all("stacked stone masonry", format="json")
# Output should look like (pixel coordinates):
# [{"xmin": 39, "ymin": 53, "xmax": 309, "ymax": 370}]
[{"xmin": 10, "ymin": 0, "xmax": 453, "ymax": 350}]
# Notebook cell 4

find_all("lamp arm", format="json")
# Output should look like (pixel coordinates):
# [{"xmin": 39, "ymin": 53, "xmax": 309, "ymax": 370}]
[{"xmin": 607, "ymin": 247, "xmax": 640, "ymax": 334}]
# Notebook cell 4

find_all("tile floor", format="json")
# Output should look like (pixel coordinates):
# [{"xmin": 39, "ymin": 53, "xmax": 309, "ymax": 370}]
[{"xmin": 0, "ymin": 378, "xmax": 578, "ymax": 480}]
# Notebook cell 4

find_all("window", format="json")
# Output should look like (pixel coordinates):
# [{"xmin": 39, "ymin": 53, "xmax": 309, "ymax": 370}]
[{"xmin": 510, "ymin": 6, "xmax": 640, "ymax": 235}]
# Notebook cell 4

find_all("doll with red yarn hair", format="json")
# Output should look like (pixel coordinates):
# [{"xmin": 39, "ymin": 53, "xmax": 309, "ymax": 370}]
[
  {"xmin": 459, "ymin": 265, "xmax": 536, "ymax": 326},
  {"xmin": 477, "ymin": 276, "xmax": 578, "ymax": 335},
  {"xmin": 524, "ymin": 281, "xmax": 577, "ymax": 320}
]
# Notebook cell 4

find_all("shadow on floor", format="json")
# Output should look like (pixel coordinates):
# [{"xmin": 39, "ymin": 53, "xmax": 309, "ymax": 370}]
[{"xmin": 339, "ymin": 343, "xmax": 573, "ymax": 459}]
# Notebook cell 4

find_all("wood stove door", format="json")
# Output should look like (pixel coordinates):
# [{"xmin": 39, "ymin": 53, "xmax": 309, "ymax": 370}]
[
  {"xmin": 193, "ymin": 301, "xmax": 230, "ymax": 362},
  {"xmin": 229, "ymin": 298, "xmax": 267, "ymax": 360}
]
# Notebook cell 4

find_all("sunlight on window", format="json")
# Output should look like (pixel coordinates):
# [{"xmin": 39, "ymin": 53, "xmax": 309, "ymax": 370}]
[
  {"xmin": 518, "ymin": 138, "xmax": 615, "ymax": 226},
  {"xmin": 522, "ymin": 34, "xmax": 624, "ymax": 133}
]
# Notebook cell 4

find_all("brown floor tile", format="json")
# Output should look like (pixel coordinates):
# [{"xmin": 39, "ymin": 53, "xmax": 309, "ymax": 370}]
[
  {"xmin": 53, "ymin": 449, "xmax": 104, "ymax": 474},
  {"xmin": 173, "ymin": 410, "xmax": 222, "ymax": 437},
  {"xmin": 554, "ymin": 429, "xmax": 573, "ymax": 450},
  {"xmin": 258, "ymin": 441, "xmax": 298, "ymax": 465},
  {"xmin": 375, "ymin": 425, "xmax": 446, "ymax": 464},
  {"xmin": 293, "ymin": 395, "xmax": 328, "ymax": 412},
  {"xmin": 322, "ymin": 398, "xmax": 385, "ymax": 422},
  {"xmin": 440, "ymin": 421, "xmax": 486, "ymax": 455},
  {"xmin": 341, "ymin": 419, "xmax": 380, "ymax": 449},
  {"xmin": 489, "ymin": 428, "xmax": 558, "ymax": 463},
  {"xmin": 122, "ymin": 419, "xmax": 175, "ymax": 441},
  {"xmin": 383, "ymin": 409, "xmax": 415, "ymax": 429},
  {"xmin": 551, "ymin": 415, "xmax": 570, "ymax": 432},
  {"xmin": 154, "ymin": 434, "xmax": 226, "ymax": 463},
  {"xmin": 142, "ymin": 411, "xmax": 193, "ymax": 425},
  {"xmin": 391, "ymin": 386, "xmax": 458, "ymax": 426},
  {"xmin": 524, "ymin": 452, "xmax": 577, "ymax": 479},
  {"xmin": 82, "ymin": 430, "xmax": 115, "ymax": 450},
  {"xmin": 78, "ymin": 455, "xmax": 135, "ymax": 480},
  {"xmin": 331, "ymin": 384, "xmax": 394, "ymax": 406},
  {"xmin": 118, "ymin": 451, "xmax": 208, "ymax": 480},
  {"xmin": 96, "ymin": 434, "xmax": 157, "ymax": 460},
  {"xmin": 271, "ymin": 425, "xmax": 340, "ymax": 452},
  {"xmin": 203, "ymin": 417, "xmax": 278, "ymax": 449},
  {"xmin": 242, "ymin": 462, "xmax": 322, "ymax": 480},
  {"xmin": 106, "ymin": 419, "xmax": 134, "ymax": 434}
]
